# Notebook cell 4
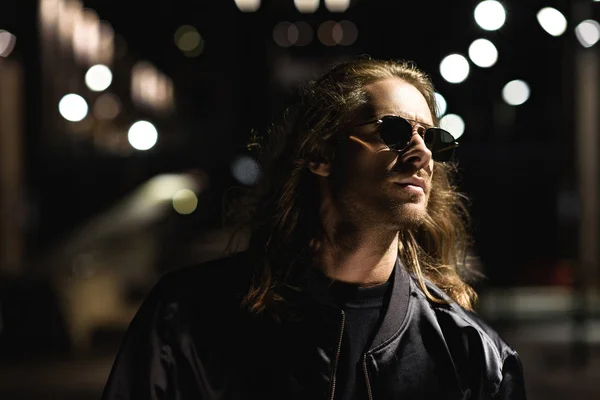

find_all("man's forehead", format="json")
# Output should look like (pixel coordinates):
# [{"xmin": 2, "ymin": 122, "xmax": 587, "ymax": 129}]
[
  {"xmin": 356, "ymin": 103, "xmax": 434, "ymax": 127},
  {"xmin": 360, "ymin": 79, "xmax": 434, "ymax": 125}
]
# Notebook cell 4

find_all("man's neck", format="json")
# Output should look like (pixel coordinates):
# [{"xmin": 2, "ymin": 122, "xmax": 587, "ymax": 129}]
[{"xmin": 317, "ymin": 227, "xmax": 399, "ymax": 287}]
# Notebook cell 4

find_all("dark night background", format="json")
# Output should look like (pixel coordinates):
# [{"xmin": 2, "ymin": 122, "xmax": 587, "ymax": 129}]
[
  {"xmin": 18, "ymin": 0, "xmax": 582, "ymax": 281},
  {"xmin": 0, "ymin": 0, "xmax": 599, "ymax": 399}
]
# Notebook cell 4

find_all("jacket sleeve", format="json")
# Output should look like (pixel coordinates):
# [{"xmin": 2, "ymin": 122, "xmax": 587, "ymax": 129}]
[
  {"xmin": 101, "ymin": 279, "xmax": 176, "ymax": 400},
  {"xmin": 493, "ymin": 352, "xmax": 527, "ymax": 400}
]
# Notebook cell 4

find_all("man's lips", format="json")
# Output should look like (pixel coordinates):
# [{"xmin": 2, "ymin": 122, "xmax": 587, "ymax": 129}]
[{"xmin": 391, "ymin": 176, "xmax": 426, "ymax": 190}]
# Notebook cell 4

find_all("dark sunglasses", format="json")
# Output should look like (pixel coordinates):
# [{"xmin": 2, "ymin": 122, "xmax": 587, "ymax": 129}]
[{"xmin": 355, "ymin": 115, "xmax": 458, "ymax": 162}]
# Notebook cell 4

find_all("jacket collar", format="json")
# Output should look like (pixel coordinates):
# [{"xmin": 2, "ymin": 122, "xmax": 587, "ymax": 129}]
[
  {"xmin": 283, "ymin": 256, "xmax": 412, "ymax": 349},
  {"xmin": 369, "ymin": 257, "xmax": 412, "ymax": 350}
]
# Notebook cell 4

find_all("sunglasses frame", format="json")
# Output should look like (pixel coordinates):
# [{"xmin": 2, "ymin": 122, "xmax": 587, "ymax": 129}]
[{"xmin": 354, "ymin": 115, "xmax": 459, "ymax": 162}]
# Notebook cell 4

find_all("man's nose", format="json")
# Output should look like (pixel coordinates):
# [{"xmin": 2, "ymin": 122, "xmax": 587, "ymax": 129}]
[{"xmin": 398, "ymin": 130, "xmax": 432, "ymax": 168}]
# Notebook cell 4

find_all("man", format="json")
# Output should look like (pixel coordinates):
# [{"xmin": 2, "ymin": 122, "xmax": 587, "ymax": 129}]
[{"xmin": 102, "ymin": 58, "xmax": 527, "ymax": 399}]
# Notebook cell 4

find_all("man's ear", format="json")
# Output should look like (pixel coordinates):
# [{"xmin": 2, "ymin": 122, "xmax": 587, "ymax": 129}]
[{"xmin": 308, "ymin": 161, "xmax": 331, "ymax": 177}]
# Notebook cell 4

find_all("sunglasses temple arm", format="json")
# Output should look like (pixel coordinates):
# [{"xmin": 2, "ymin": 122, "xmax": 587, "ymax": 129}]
[{"xmin": 434, "ymin": 143, "xmax": 459, "ymax": 152}]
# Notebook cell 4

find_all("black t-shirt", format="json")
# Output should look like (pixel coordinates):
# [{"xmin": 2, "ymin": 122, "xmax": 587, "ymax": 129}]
[{"xmin": 328, "ymin": 274, "xmax": 393, "ymax": 400}]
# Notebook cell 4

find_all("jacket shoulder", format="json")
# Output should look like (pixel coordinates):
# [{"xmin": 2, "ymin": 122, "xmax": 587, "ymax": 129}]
[
  {"xmin": 155, "ymin": 251, "xmax": 254, "ymax": 300},
  {"xmin": 423, "ymin": 280, "xmax": 516, "ymax": 356},
  {"xmin": 130, "ymin": 251, "xmax": 255, "ymax": 330},
  {"xmin": 101, "ymin": 252, "xmax": 255, "ymax": 399},
  {"xmin": 418, "ymin": 279, "xmax": 521, "ymax": 397}
]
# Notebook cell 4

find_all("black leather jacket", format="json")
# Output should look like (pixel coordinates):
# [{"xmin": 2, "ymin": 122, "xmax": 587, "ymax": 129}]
[{"xmin": 102, "ymin": 252, "xmax": 526, "ymax": 400}]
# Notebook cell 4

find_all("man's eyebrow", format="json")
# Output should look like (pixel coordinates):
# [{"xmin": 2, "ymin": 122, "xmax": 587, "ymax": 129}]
[{"xmin": 414, "ymin": 119, "xmax": 435, "ymax": 129}]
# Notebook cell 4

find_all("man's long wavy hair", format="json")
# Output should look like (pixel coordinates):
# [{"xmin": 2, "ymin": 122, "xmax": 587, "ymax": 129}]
[{"xmin": 229, "ymin": 57, "xmax": 478, "ymax": 315}]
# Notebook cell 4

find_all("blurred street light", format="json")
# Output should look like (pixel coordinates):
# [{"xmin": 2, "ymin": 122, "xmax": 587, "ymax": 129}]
[
  {"xmin": 231, "ymin": 155, "xmax": 260, "ymax": 185},
  {"xmin": 502, "ymin": 80, "xmax": 530, "ymax": 106},
  {"xmin": 131, "ymin": 61, "xmax": 174, "ymax": 112},
  {"xmin": 57, "ymin": 0, "xmax": 83, "ymax": 49},
  {"xmin": 85, "ymin": 64, "xmax": 112, "ymax": 91},
  {"xmin": 536, "ymin": 7, "xmax": 568, "ymax": 37},
  {"xmin": 575, "ymin": 20, "xmax": 600, "ymax": 48},
  {"xmin": 174, "ymin": 25, "xmax": 204, "ymax": 57},
  {"xmin": 434, "ymin": 93, "xmax": 447, "ymax": 118},
  {"xmin": 128, "ymin": 120, "xmax": 158, "ymax": 151},
  {"xmin": 439, "ymin": 114, "xmax": 465, "ymax": 139},
  {"xmin": 468, "ymin": 38, "xmax": 498, "ymax": 67},
  {"xmin": 58, "ymin": 94, "xmax": 88, "ymax": 122},
  {"xmin": 295, "ymin": 0, "xmax": 319, "ymax": 13},
  {"xmin": 440, "ymin": 54, "xmax": 470, "ymax": 83},
  {"xmin": 0, "ymin": 30, "xmax": 17, "ymax": 57},
  {"xmin": 234, "ymin": 0, "xmax": 260, "ymax": 12},
  {"xmin": 324, "ymin": 0, "xmax": 350, "ymax": 13},
  {"xmin": 72, "ymin": 8, "xmax": 101, "ymax": 65},
  {"xmin": 172, "ymin": 189, "xmax": 198, "ymax": 215},
  {"xmin": 474, "ymin": 0, "xmax": 506, "ymax": 31}
]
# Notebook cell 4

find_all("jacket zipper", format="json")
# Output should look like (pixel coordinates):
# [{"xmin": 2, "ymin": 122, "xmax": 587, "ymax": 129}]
[
  {"xmin": 363, "ymin": 353, "xmax": 373, "ymax": 400},
  {"xmin": 330, "ymin": 310, "xmax": 345, "ymax": 400}
]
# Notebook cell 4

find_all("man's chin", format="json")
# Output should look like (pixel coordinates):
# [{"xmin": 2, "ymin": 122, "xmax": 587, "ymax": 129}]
[{"xmin": 392, "ymin": 203, "xmax": 428, "ymax": 228}]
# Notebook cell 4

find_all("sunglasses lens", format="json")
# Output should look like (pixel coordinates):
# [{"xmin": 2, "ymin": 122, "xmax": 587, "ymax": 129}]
[
  {"xmin": 377, "ymin": 117, "xmax": 458, "ymax": 162},
  {"xmin": 425, "ymin": 128, "xmax": 457, "ymax": 162},
  {"xmin": 379, "ymin": 117, "xmax": 413, "ymax": 151}
]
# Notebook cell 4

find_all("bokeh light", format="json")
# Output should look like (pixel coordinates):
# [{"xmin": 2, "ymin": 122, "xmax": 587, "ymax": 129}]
[
  {"xmin": 231, "ymin": 155, "xmax": 260, "ymax": 186},
  {"xmin": 536, "ymin": 7, "xmax": 568, "ymax": 37},
  {"xmin": 130, "ymin": 61, "xmax": 175, "ymax": 111},
  {"xmin": 324, "ymin": 0, "xmax": 350, "ymax": 12},
  {"xmin": 434, "ymin": 93, "xmax": 447, "ymax": 118},
  {"xmin": 295, "ymin": 0, "xmax": 319, "ymax": 13},
  {"xmin": 468, "ymin": 38, "xmax": 498, "ymax": 67},
  {"xmin": 85, "ymin": 64, "xmax": 112, "ymax": 91},
  {"xmin": 502, "ymin": 80, "xmax": 530, "ymax": 106},
  {"xmin": 93, "ymin": 93, "xmax": 121, "ymax": 120},
  {"xmin": 575, "ymin": 20, "xmax": 600, "ymax": 48},
  {"xmin": 172, "ymin": 189, "xmax": 198, "ymax": 215},
  {"xmin": 332, "ymin": 23, "xmax": 344, "ymax": 44},
  {"xmin": 318, "ymin": 21, "xmax": 337, "ymax": 46},
  {"xmin": 439, "ymin": 114, "xmax": 465, "ymax": 140},
  {"xmin": 128, "ymin": 120, "xmax": 158, "ymax": 151},
  {"xmin": 440, "ymin": 54, "xmax": 470, "ymax": 83},
  {"xmin": 58, "ymin": 94, "xmax": 88, "ymax": 122},
  {"xmin": 474, "ymin": 1, "xmax": 506, "ymax": 31},
  {"xmin": 336, "ymin": 20, "xmax": 358, "ymax": 46},
  {"xmin": 287, "ymin": 24, "xmax": 300, "ymax": 45},
  {"xmin": 174, "ymin": 25, "xmax": 204, "ymax": 57},
  {"xmin": 146, "ymin": 174, "xmax": 199, "ymax": 203},
  {"xmin": 234, "ymin": 0, "xmax": 260, "ymax": 12},
  {"xmin": 294, "ymin": 21, "xmax": 313, "ymax": 46},
  {"xmin": 273, "ymin": 22, "xmax": 293, "ymax": 47},
  {"xmin": 0, "ymin": 30, "xmax": 17, "ymax": 57},
  {"xmin": 71, "ymin": 8, "xmax": 98, "ymax": 58}
]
